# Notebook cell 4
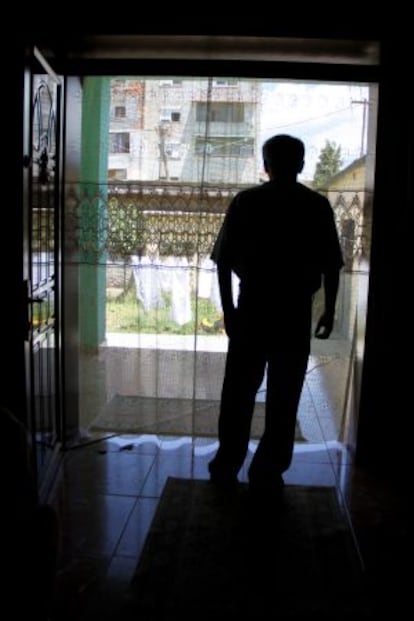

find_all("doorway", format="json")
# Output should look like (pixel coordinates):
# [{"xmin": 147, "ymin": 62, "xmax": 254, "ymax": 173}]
[{"xmin": 53, "ymin": 36, "xmax": 379, "ymax": 469}]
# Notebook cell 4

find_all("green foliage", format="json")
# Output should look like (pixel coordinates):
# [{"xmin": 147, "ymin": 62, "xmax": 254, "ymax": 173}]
[{"xmin": 312, "ymin": 140, "xmax": 343, "ymax": 190}]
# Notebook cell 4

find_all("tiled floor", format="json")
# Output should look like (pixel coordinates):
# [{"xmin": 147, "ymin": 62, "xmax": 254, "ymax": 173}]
[
  {"xmin": 46, "ymin": 338, "xmax": 406, "ymax": 619},
  {"xmin": 47, "ymin": 428, "xmax": 408, "ymax": 620}
]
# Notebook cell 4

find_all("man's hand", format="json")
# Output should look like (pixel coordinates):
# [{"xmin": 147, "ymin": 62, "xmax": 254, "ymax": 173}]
[
  {"xmin": 223, "ymin": 307, "xmax": 238, "ymax": 339},
  {"xmin": 314, "ymin": 311, "xmax": 335, "ymax": 339}
]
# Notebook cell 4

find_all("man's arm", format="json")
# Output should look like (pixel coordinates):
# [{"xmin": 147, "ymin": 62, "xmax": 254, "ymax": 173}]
[
  {"xmin": 315, "ymin": 197, "xmax": 344, "ymax": 340},
  {"xmin": 314, "ymin": 268, "xmax": 340, "ymax": 339},
  {"xmin": 217, "ymin": 261, "xmax": 237, "ymax": 338}
]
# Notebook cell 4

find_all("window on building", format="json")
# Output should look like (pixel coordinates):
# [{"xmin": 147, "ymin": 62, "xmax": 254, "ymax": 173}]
[
  {"xmin": 109, "ymin": 132, "xmax": 130, "ymax": 153},
  {"xmin": 164, "ymin": 142, "xmax": 182, "ymax": 159},
  {"xmin": 196, "ymin": 102, "xmax": 244, "ymax": 123},
  {"xmin": 159, "ymin": 79, "xmax": 183, "ymax": 86},
  {"xmin": 108, "ymin": 168, "xmax": 128, "ymax": 180},
  {"xmin": 160, "ymin": 109, "xmax": 181, "ymax": 122},
  {"xmin": 213, "ymin": 79, "xmax": 239, "ymax": 87},
  {"xmin": 194, "ymin": 136, "xmax": 254, "ymax": 157},
  {"xmin": 114, "ymin": 106, "xmax": 126, "ymax": 118}
]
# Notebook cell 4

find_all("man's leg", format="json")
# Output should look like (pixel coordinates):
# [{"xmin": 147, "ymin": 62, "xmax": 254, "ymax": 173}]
[
  {"xmin": 209, "ymin": 335, "xmax": 266, "ymax": 483},
  {"xmin": 248, "ymin": 348, "xmax": 309, "ymax": 486}
]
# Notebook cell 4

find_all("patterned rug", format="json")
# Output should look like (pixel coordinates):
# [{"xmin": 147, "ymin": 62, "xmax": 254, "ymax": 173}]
[
  {"xmin": 125, "ymin": 477, "xmax": 372, "ymax": 619},
  {"xmin": 91, "ymin": 395, "xmax": 305, "ymax": 440}
]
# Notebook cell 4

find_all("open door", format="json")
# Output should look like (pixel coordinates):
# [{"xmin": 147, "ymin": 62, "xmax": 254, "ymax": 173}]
[{"xmin": 22, "ymin": 46, "xmax": 64, "ymax": 495}]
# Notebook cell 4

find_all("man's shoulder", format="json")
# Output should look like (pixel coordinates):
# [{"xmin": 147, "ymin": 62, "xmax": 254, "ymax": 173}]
[
  {"xmin": 229, "ymin": 182, "xmax": 332, "ymax": 212},
  {"xmin": 231, "ymin": 182, "xmax": 275, "ymax": 205},
  {"xmin": 296, "ymin": 183, "xmax": 333, "ymax": 212},
  {"xmin": 234, "ymin": 183, "xmax": 267, "ymax": 198},
  {"xmin": 225, "ymin": 185, "xmax": 262, "ymax": 215},
  {"xmin": 297, "ymin": 182, "xmax": 328, "ymax": 200}
]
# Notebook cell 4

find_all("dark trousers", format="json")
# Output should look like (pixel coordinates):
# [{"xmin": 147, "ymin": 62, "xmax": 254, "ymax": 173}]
[{"xmin": 212, "ymin": 331, "xmax": 309, "ymax": 482}]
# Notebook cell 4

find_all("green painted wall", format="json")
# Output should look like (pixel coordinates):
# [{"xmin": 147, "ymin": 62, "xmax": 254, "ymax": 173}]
[{"xmin": 80, "ymin": 77, "xmax": 110, "ymax": 348}]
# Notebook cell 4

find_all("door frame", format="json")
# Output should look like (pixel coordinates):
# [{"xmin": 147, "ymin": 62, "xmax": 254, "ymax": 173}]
[{"xmin": 22, "ymin": 45, "xmax": 64, "ymax": 498}]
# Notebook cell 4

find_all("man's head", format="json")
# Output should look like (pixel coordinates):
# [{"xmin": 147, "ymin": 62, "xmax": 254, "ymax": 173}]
[{"xmin": 262, "ymin": 134, "xmax": 305, "ymax": 179}]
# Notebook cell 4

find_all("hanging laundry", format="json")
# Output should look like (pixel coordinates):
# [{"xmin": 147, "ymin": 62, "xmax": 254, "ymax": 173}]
[
  {"xmin": 198, "ymin": 256, "xmax": 214, "ymax": 298},
  {"xmin": 170, "ymin": 257, "xmax": 192, "ymax": 326},
  {"xmin": 131, "ymin": 255, "xmax": 164, "ymax": 311}
]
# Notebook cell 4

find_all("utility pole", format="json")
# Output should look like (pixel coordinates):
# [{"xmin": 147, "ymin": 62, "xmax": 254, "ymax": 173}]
[{"xmin": 351, "ymin": 98, "xmax": 368, "ymax": 157}]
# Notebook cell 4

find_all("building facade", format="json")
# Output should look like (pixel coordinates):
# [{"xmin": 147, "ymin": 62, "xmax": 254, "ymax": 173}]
[{"xmin": 108, "ymin": 77, "xmax": 261, "ymax": 184}]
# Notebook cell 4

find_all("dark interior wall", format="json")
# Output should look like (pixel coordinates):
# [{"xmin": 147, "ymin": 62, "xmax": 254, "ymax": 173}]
[
  {"xmin": 3, "ymin": 22, "xmax": 411, "ymax": 475},
  {"xmin": 2, "ymin": 37, "xmax": 27, "ymax": 421},
  {"xmin": 356, "ymin": 37, "xmax": 411, "ymax": 477}
]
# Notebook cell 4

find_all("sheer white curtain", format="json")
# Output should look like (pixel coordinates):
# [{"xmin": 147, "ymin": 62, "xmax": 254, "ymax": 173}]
[
  {"xmin": 75, "ymin": 75, "xmax": 370, "ymax": 445},
  {"xmin": 81, "ymin": 76, "xmax": 261, "ymax": 437}
]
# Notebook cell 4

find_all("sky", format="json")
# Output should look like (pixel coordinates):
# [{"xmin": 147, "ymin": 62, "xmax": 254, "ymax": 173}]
[{"xmin": 259, "ymin": 81, "xmax": 371, "ymax": 180}]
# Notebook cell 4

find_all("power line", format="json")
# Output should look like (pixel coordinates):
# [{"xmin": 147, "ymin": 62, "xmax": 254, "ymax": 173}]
[{"xmin": 264, "ymin": 105, "xmax": 354, "ymax": 132}]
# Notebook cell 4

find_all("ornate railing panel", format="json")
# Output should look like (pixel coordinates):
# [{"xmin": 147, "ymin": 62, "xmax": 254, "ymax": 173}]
[{"xmin": 33, "ymin": 181, "xmax": 371, "ymax": 268}]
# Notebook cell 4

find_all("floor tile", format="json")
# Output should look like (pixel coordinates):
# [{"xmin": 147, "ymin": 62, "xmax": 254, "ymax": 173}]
[
  {"xmin": 283, "ymin": 460, "xmax": 337, "ymax": 486},
  {"xmin": 57, "ymin": 493, "xmax": 136, "ymax": 557},
  {"xmin": 61, "ymin": 449, "xmax": 156, "ymax": 497},
  {"xmin": 52, "ymin": 556, "xmax": 110, "ymax": 621},
  {"xmin": 116, "ymin": 497, "xmax": 159, "ymax": 558},
  {"xmin": 140, "ymin": 452, "xmax": 195, "ymax": 496},
  {"xmin": 47, "ymin": 427, "xmax": 408, "ymax": 621},
  {"xmin": 79, "ymin": 556, "xmax": 138, "ymax": 621}
]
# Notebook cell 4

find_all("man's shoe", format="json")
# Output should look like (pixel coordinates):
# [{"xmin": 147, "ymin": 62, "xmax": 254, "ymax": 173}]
[
  {"xmin": 209, "ymin": 472, "xmax": 238, "ymax": 491},
  {"xmin": 208, "ymin": 460, "xmax": 238, "ymax": 491}
]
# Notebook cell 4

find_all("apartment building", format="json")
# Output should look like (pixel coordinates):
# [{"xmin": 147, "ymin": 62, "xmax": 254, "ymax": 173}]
[{"xmin": 108, "ymin": 77, "xmax": 261, "ymax": 184}]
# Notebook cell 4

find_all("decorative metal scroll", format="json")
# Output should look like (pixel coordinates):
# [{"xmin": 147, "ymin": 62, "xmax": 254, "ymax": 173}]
[
  {"xmin": 330, "ymin": 190, "xmax": 370, "ymax": 268},
  {"xmin": 32, "ymin": 79, "xmax": 56, "ymax": 187}
]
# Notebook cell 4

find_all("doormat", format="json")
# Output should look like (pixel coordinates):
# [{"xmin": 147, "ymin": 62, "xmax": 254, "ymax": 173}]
[
  {"xmin": 91, "ymin": 395, "xmax": 305, "ymax": 440},
  {"xmin": 124, "ymin": 477, "xmax": 372, "ymax": 619}
]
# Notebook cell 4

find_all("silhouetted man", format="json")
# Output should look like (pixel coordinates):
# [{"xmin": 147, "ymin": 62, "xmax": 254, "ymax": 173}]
[{"xmin": 208, "ymin": 134, "xmax": 344, "ymax": 499}]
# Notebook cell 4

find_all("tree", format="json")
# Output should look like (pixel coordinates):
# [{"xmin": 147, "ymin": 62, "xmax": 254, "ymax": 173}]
[{"xmin": 312, "ymin": 140, "xmax": 343, "ymax": 190}]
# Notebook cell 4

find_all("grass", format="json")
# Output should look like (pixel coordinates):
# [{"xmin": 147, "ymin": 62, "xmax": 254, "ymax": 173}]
[{"xmin": 106, "ymin": 286, "xmax": 224, "ymax": 335}]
